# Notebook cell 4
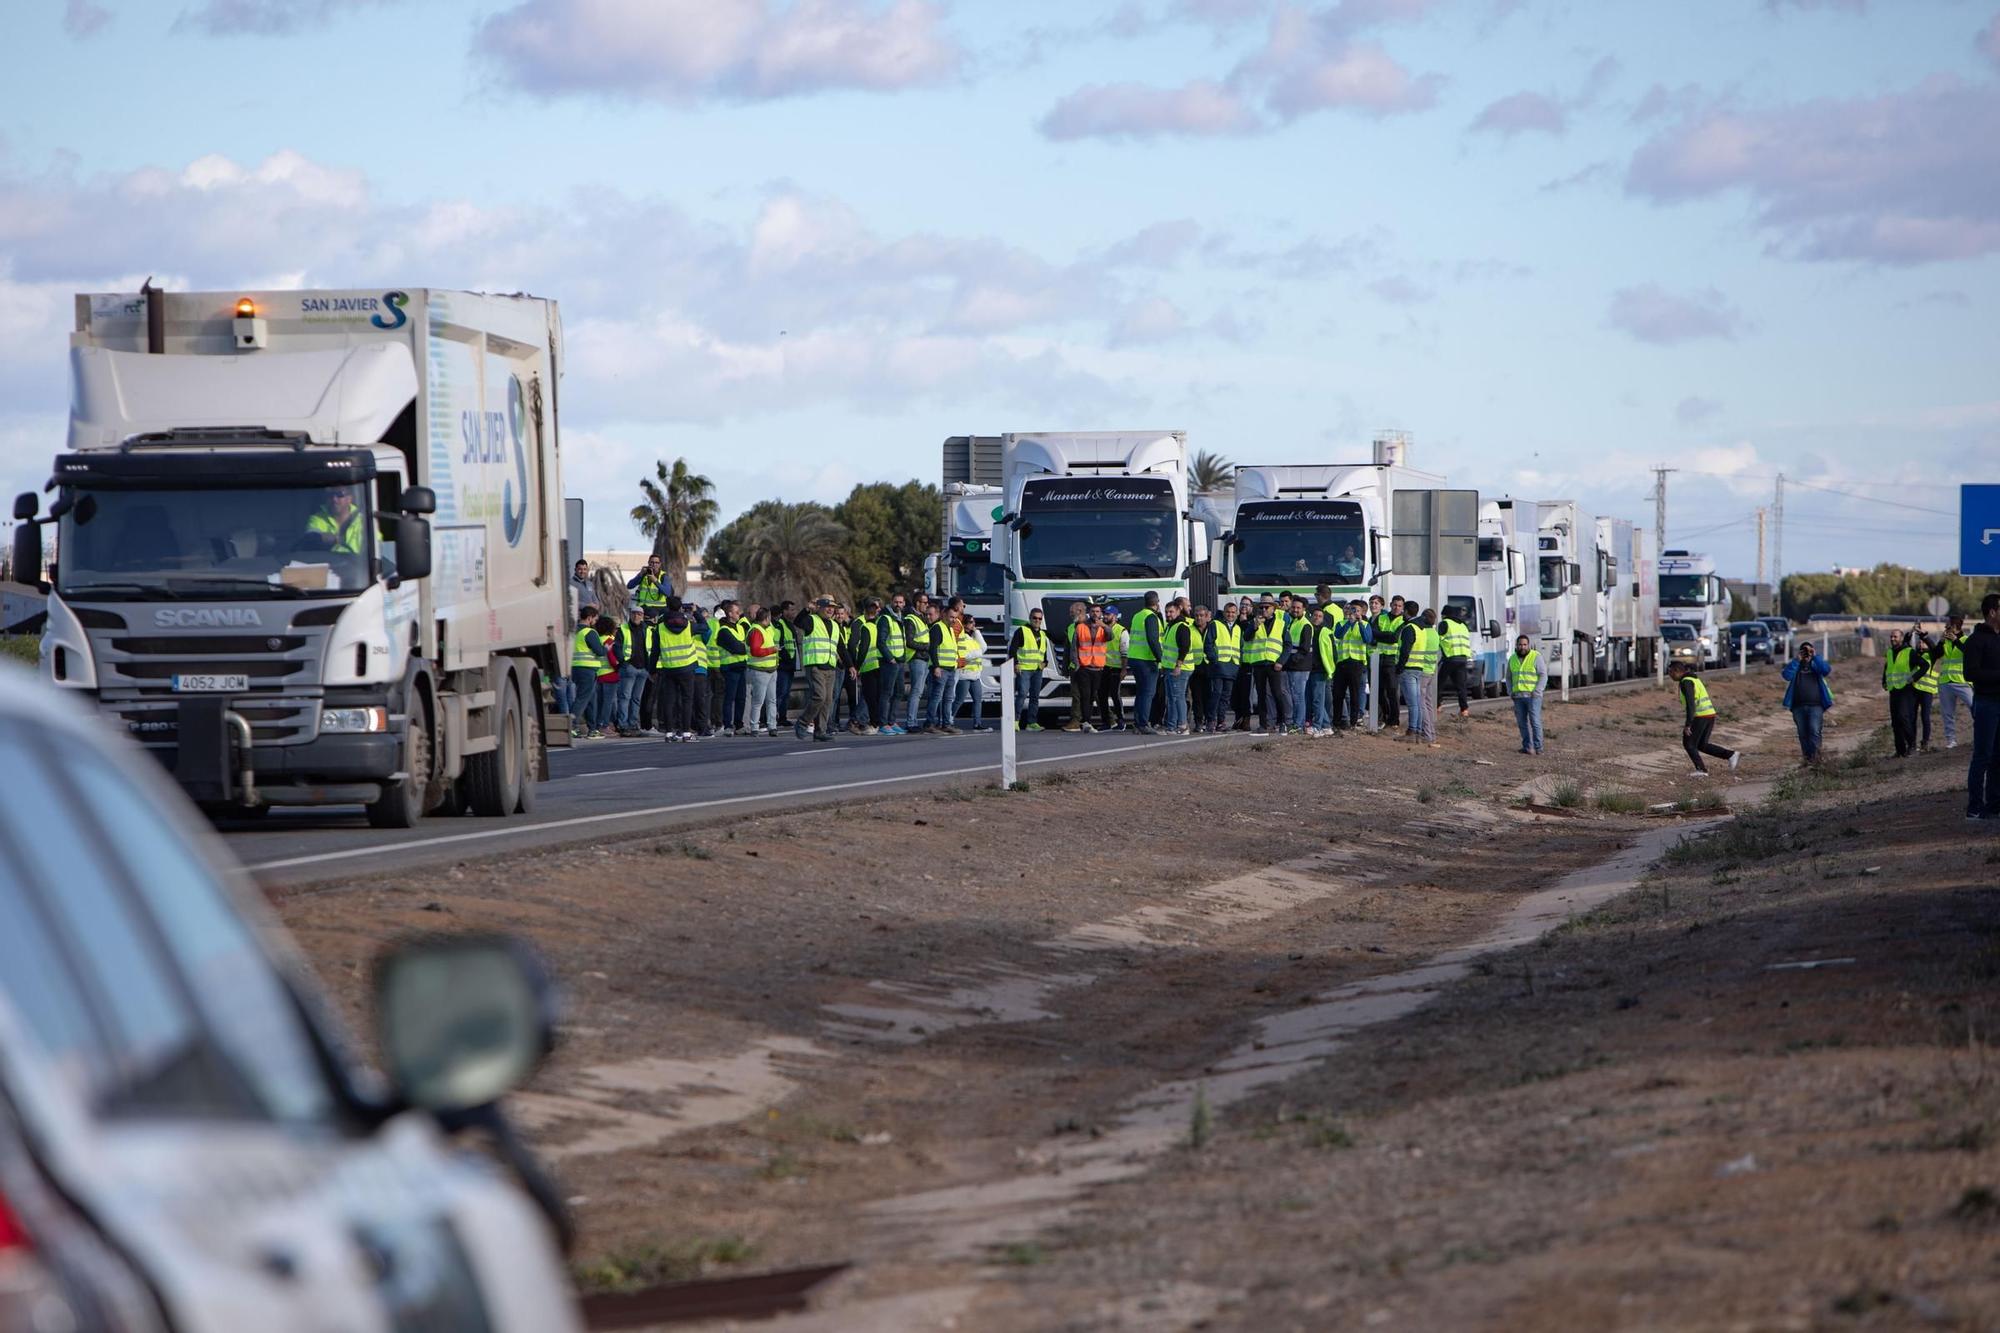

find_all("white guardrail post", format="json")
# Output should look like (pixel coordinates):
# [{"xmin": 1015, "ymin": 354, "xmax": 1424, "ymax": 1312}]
[
  {"xmin": 1739, "ymin": 635, "xmax": 1747, "ymax": 675},
  {"xmin": 999, "ymin": 656, "xmax": 1016, "ymax": 789}
]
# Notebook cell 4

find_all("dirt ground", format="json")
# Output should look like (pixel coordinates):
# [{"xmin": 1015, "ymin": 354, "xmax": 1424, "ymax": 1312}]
[{"xmin": 262, "ymin": 667, "xmax": 1989, "ymax": 1330}]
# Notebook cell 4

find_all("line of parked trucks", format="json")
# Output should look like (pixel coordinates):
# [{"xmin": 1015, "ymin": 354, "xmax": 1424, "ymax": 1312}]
[
  {"xmin": 9, "ymin": 284, "xmax": 1745, "ymax": 832},
  {"xmin": 928, "ymin": 429, "xmax": 1748, "ymax": 707}
]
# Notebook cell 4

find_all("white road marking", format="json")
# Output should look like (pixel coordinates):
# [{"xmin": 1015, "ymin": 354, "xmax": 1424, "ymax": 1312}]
[
  {"xmin": 246, "ymin": 734, "xmax": 1229, "ymax": 872},
  {"xmin": 561, "ymin": 767, "xmax": 659, "ymax": 780}
]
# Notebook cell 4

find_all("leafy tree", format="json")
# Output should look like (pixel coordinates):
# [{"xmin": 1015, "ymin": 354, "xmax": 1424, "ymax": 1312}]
[
  {"xmin": 743, "ymin": 503, "xmax": 850, "ymax": 609},
  {"xmin": 630, "ymin": 458, "xmax": 719, "ymax": 594},
  {"xmin": 833, "ymin": 481, "xmax": 943, "ymax": 597},
  {"xmin": 1189, "ymin": 449, "xmax": 1234, "ymax": 494},
  {"xmin": 701, "ymin": 499, "xmax": 787, "ymax": 580},
  {"xmin": 1778, "ymin": 565, "xmax": 2000, "ymax": 620}
]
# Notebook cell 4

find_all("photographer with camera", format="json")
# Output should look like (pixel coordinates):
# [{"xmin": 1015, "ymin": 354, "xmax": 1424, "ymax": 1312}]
[{"xmin": 1780, "ymin": 638, "xmax": 1834, "ymax": 767}]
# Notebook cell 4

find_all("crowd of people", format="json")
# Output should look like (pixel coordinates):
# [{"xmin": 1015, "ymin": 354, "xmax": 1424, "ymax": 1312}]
[{"xmin": 561, "ymin": 563, "xmax": 1557, "ymax": 756}]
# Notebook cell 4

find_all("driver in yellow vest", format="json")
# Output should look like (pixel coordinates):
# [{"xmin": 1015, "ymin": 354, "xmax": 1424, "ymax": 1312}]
[{"xmin": 304, "ymin": 486, "xmax": 365, "ymax": 556}]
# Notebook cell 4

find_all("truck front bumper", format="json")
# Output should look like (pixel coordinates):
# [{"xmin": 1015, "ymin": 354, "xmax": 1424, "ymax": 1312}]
[{"xmin": 113, "ymin": 691, "xmax": 401, "ymax": 806}]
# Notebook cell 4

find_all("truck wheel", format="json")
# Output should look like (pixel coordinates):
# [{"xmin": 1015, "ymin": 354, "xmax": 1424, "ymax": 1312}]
[
  {"xmin": 515, "ymin": 689, "xmax": 539, "ymax": 815},
  {"xmin": 466, "ymin": 683, "xmax": 522, "ymax": 817},
  {"xmin": 366, "ymin": 715, "xmax": 430, "ymax": 830}
]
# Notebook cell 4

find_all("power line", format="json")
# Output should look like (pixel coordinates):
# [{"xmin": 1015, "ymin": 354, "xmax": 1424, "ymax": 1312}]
[{"xmin": 1671, "ymin": 469, "xmax": 1953, "ymax": 516}]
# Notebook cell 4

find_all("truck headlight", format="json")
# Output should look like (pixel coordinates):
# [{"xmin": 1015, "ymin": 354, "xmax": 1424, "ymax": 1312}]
[{"xmin": 321, "ymin": 707, "xmax": 388, "ymax": 733}]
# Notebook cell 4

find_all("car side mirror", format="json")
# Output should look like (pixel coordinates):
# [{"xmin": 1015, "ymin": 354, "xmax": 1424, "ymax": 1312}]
[
  {"xmin": 375, "ymin": 934, "xmax": 555, "ymax": 1115},
  {"xmin": 394, "ymin": 515, "xmax": 432, "ymax": 581},
  {"xmin": 399, "ymin": 485, "xmax": 437, "ymax": 516}
]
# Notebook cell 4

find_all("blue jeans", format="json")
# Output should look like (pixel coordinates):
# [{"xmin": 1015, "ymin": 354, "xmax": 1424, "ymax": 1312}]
[
  {"xmin": 1130, "ymin": 661, "xmax": 1160, "ymax": 730},
  {"xmin": 906, "ymin": 663, "xmax": 930, "ymax": 729},
  {"xmin": 1308, "ymin": 676, "xmax": 1331, "ymax": 730},
  {"xmin": 569, "ymin": 668, "xmax": 598, "ymax": 734},
  {"xmin": 1284, "ymin": 670, "xmax": 1309, "ymax": 731},
  {"xmin": 1791, "ymin": 704, "xmax": 1824, "ymax": 762},
  {"xmin": 1015, "ymin": 669, "xmax": 1043, "ymax": 726},
  {"xmin": 776, "ymin": 667, "xmax": 794, "ymax": 724},
  {"xmin": 878, "ymin": 660, "xmax": 905, "ymax": 730},
  {"xmin": 1164, "ymin": 670, "xmax": 1190, "ymax": 729},
  {"xmin": 1401, "ymin": 670, "xmax": 1435, "ymax": 741},
  {"xmin": 614, "ymin": 666, "xmax": 649, "ymax": 730},
  {"xmin": 955, "ymin": 674, "xmax": 983, "ymax": 728},
  {"xmin": 925, "ymin": 668, "xmax": 957, "ymax": 728},
  {"xmin": 1207, "ymin": 671, "xmax": 1233, "ymax": 726},
  {"xmin": 1513, "ymin": 694, "xmax": 1543, "ymax": 753},
  {"xmin": 722, "ymin": 664, "xmax": 747, "ymax": 730},
  {"xmin": 1970, "ymin": 696, "xmax": 2000, "ymax": 816},
  {"xmin": 553, "ymin": 672, "xmax": 574, "ymax": 715}
]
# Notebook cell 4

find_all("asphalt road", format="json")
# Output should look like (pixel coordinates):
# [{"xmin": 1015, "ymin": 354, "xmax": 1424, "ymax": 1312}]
[{"xmin": 228, "ymin": 722, "xmax": 1259, "ymax": 887}]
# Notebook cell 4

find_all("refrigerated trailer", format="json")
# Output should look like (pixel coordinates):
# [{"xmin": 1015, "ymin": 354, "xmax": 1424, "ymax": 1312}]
[{"xmin": 13, "ymin": 286, "xmax": 566, "ymax": 828}]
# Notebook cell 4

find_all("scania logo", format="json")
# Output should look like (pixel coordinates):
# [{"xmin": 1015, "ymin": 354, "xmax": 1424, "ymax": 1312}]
[{"xmin": 153, "ymin": 608, "xmax": 264, "ymax": 628}]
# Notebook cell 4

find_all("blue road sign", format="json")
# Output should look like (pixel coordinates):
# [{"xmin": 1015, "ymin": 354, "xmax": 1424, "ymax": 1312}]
[{"xmin": 1964, "ymin": 485, "xmax": 2000, "ymax": 577}]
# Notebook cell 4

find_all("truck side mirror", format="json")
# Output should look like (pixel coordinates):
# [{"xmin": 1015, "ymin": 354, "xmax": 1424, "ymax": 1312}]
[
  {"xmin": 12, "ymin": 521, "xmax": 42, "ymax": 589},
  {"xmin": 1487, "ymin": 620, "xmax": 1502, "ymax": 640},
  {"xmin": 12, "ymin": 492, "xmax": 36, "ymax": 522},
  {"xmin": 400, "ymin": 485, "xmax": 437, "ymax": 516},
  {"xmin": 394, "ymin": 515, "xmax": 433, "ymax": 581}
]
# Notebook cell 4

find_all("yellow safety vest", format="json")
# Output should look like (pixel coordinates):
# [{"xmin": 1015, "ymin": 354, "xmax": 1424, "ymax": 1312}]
[
  {"xmin": 1370, "ymin": 613, "xmax": 1404, "ymax": 656},
  {"xmin": 1937, "ymin": 639, "xmax": 1966, "ymax": 687},
  {"xmin": 616, "ymin": 622, "xmax": 654, "ymax": 669},
  {"xmin": 1209, "ymin": 622, "xmax": 1242, "ymax": 666},
  {"xmin": 1440, "ymin": 619, "xmax": 1472, "ymax": 660},
  {"xmin": 571, "ymin": 626, "xmax": 606, "ymax": 671},
  {"xmin": 1159, "ymin": 620, "xmax": 1187, "ymax": 672},
  {"xmin": 1688, "ymin": 675, "xmax": 1716, "ymax": 718},
  {"xmin": 1126, "ymin": 608, "xmax": 1160, "ymax": 662},
  {"xmin": 900, "ymin": 613, "xmax": 926, "ymax": 663},
  {"xmin": 798, "ymin": 614, "xmax": 838, "ymax": 668},
  {"xmin": 699, "ymin": 620, "xmax": 720, "ymax": 670},
  {"xmin": 307, "ymin": 506, "xmax": 364, "ymax": 555},
  {"xmin": 657, "ymin": 625, "xmax": 699, "ymax": 670},
  {"xmin": 880, "ymin": 614, "xmax": 906, "ymax": 663},
  {"xmin": 1883, "ymin": 647, "xmax": 1915, "ymax": 692},
  {"xmin": 747, "ymin": 623, "xmax": 778, "ymax": 671},
  {"xmin": 1244, "ymin": 621, "xmax": 1284, "ymax": 666},
  {"xmin": 852, "ymin": 619, "xmax": 879, "ymax": 672},
  {"xmin": 1332, "ymin": 618, "xmax": 1367, "ymax": 663},
  {"xmin": 1184, "ymin": 622, "xmax": 1206, "ymax": 670},
  {"xmin": 1104, "ymin": 625, "xmax": 1126, "ymax": 669},
  {"xmin": 632, "ymin": 571, "xmax": 669, "ymax": 608},
  {"xmin": 1509, "ymin": 650, "xmax": 1540, "ymax": 696},
  {"xmin": 1315, "ymin": 624, "xmax": 1338, "ymax": 675},
  {"xmin": 1016, "ymin": 625, "xmax": 1048, "ymax": 671},
  {"xmin": 958, "ymin": 630, "xmax": 982, "ymax": 672},
  {"xmin": 1405, "ymin": 625, "xmax": 1439, "ymax": 675}
]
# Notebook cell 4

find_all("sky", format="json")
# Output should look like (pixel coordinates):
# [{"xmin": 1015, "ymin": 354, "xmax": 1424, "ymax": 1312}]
[{"xmin": 2, "ymin": 0, "xmax": 1997, "ymax": 580}]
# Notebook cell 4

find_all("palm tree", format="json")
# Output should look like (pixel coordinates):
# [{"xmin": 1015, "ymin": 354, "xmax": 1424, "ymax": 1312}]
[
  {"xmin": 743, "ymin": 503, "xmax": 850, "ymax": 609},
  {"xmin": 1189, "ymin": 449, "xmax": 1234, "ymax": 494},
  {"xmin": 630, "ymin": 458, "xmax": 719, "ymax": 594}
]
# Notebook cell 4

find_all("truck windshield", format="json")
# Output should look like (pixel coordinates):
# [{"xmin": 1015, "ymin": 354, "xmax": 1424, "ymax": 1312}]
[
  {"xmin": 57, "ymin": 484, "xmax": 374, "ymax": 599},
  {"xmin": 1539, "ymin": 557, "xmax": 1565, "ymax": 600},
  {"xmin": 1017, "ymin": 477, "xmax": 1177, "ymax": 580},
  {"xmin": 1658, "ymin": 574, "xmax": 1709, "ymax": 608},
  {"xmin": 1231, "ymin": 501, "xmax": 1365, "ymax": 586},
  {"xmin": 953, "ymin": 553, "xmax": 1005, "ymax": 600}
]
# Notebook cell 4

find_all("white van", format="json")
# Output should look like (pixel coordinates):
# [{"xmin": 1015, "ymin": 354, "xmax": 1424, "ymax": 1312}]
[{"xmin": 0, "ymin": 671, "xmax": 580, "ymax": 1332}]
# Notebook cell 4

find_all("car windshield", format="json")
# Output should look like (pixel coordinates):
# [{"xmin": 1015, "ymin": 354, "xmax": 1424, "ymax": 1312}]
[
  {"xmin": 1017, "ymin": 477, "xmax": 1177, "ymax": 580},
  {"xmin": 57, "ymin": 484, "xmax": 375, "ymax": 599},
  {"xmin": 1659, "ymin": 574, "xmax": 1709, "ymax": 608},
  {"xmin": 1231, "ymin": 501, "xmax": 1366, "ymax": 586}
]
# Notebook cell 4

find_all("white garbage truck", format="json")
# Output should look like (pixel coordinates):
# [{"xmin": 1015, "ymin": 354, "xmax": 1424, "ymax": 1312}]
[{"xmin": 13, "ymin": 285, "xmax": 567, "ymax": 827}]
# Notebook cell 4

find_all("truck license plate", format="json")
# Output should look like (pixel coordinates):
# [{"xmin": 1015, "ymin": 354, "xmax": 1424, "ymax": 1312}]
[{"xmin": 171, "ymin": 674, "xmax": 249, "ymax": 693}]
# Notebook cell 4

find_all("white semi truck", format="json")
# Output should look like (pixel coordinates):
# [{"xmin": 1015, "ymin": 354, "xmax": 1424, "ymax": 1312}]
[
  {"xmin": 927, "ymin": 482, "xmax": 1007, "ymax": 702},
  {"xmin": 1534, "ymin": 502, "xmax": 1657, "ymax": 685},
  {"xmin": 1657, "ymin": 548, "xmax": 1730, "ymax": 666},
  {"xmin": 13, "ymin": 285, "xmax": 566, "ymax": 828},
  {"xmin": 1475, "ymin": 497, "xmax": 1533, "ymax": 694},
  {"xmin": 990, "ymin": 430, "xmax": 1198, "ymax": 703}
]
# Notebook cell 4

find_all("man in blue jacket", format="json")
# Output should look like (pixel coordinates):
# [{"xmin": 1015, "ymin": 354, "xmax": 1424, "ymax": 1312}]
[{"xmin": 1780, "ymin": 640, "xmax": 1833, "ymax": 767}]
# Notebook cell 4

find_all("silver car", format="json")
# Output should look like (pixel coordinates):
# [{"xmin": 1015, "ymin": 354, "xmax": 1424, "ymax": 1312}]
[{"xmin": 0, "ymin": 669, "xmax": 580, "ymax": 1333}]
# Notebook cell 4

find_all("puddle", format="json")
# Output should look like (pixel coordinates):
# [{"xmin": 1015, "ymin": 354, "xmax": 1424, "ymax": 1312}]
[
  {"xmin": 511, "ymin": 1036, "xmax": 825, "ymax": 1161},
  {"xmin": 858, "ymin": 824, "xmax": 1695, "ymax": 1260}
]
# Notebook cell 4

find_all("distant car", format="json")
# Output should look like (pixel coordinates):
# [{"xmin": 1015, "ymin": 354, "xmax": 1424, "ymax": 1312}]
[
  {"xmin": 1660, "ymin": 621, "xmax": 1704, "ymax": 666},
  {"xmin": 1758, "ymin": 616, "xmax": 1793, "ymax": 654},
  {"xmin": 1726, "ymin": 620, "xmax": 1775, "ymax": 664},
  {"xmin": 0, "ymin": 670, "xmax": 581, "ymax": 1333}
]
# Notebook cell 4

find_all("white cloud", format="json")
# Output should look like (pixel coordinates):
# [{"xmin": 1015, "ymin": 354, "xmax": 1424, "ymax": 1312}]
[
  {"xmin": 173, "ymin": 0, "xmax": 403, "ymax": 36},
  {"xmin": 1469, "ymin": 90, "xmax": 1566, "ymax": 138},
  {"xmin": 62, "ymin": 0, "xmax": 113, "ymax": 38},
  {"xmin": 1604, "ymin": 284, "xmax": 1747, "ymax": 345},
  {"xmin": 1040, "ymin": 80, "xmax": 1261, "ymax": 140},
  {"xmin": 475, "ymin": 0, "xmax": 962, "ymax": 104}
]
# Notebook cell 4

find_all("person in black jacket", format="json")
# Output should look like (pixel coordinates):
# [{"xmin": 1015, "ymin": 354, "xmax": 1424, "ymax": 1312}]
[{"xmin": 1964, "ymin": 592, "xmax": 2000, "ymax": 819}]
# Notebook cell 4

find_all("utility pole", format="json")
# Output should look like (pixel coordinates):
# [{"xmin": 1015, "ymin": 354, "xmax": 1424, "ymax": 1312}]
[
  {"xmin": 1772, "ymin": 474, "xmax": 1785, "ymax": 618},
  {"xmin": 1755, "ymin": 507, "xmax": 1767, "ymax": 589},
  {"xmin": 1651, "ymin": 466, "xmax": 1676, "ymax": 555}
]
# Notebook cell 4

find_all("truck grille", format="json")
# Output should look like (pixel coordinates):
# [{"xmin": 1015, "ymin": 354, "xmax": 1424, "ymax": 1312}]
[
  {"xmin": 84, "ymin": 619, "xmax": 332, "ymax": 748},
  {"xmin": 113, "ymin": 698, "xmax": 320, "ymax": 746}
]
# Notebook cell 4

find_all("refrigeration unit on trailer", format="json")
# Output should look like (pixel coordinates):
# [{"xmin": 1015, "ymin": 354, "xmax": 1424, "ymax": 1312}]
[
  {"xmin": 989, "ymin": 430, "xmax": 1197, "ymax": 704},
  {"xmin": 13, "ymin": 285, "xmax": 567, "ymax": 829},
  {"xmin": 1656, "ymin": 549, "xmax": 1730, "ymax": 666}
]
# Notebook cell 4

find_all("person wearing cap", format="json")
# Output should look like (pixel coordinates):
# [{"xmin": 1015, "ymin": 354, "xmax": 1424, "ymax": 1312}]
[
  {"xmin": 792, "ymin": 596, "xmax": 841, "ymax": 742},
  {"xmin": 1099, "ymin": 605, "xmax": 1127, "ymax": 730}
]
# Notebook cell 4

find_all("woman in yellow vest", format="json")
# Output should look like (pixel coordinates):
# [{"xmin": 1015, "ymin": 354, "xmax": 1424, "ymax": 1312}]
[
  {"xmin": 1670, "ymin": 661, "xmax": 1738, "ymax": 778},
  {"xmin": 954, "ymin": 614, "xmax": 989, "ymax": 732}
]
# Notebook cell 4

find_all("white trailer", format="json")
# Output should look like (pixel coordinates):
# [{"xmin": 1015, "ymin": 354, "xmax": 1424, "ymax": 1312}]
[
  {"xmin": 14, "ymin": 285, "xmax": 566, "ymax": 827},
  {"xmin": 1475, "ymin": 497, "xmax": 1533, "ymax": 694}
]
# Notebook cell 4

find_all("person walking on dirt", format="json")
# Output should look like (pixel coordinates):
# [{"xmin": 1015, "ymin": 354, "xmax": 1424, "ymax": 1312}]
[
  {"xmin": 1963, "ymin": 592, "xmax": 2000, "ymax": 821},
  {"xmin": 1670, "ymin": 661, "xmax": 1738, "ymax": 778},
  {"xmin": 1882, "ymin": 628, "xmax": 1928, "ymax": 759},
  {"xmin": 1934, "ymin": 613, "xmax": 1975, "ymax": 749},
  {"xmin": 1508, "ymin": 634, "xmax": 1545, "ymax": 755},
  {"xmin": 1780, "ymin": 640, "xmax": 1832, "ymax": 767}
]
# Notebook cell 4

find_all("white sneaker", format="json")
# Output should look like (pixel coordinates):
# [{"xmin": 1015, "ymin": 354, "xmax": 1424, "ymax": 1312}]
[
  {"xmin": 1081, "ymin": 723, "xmax": 1095, "ymax": 733},
  {"xmin": 1690, "ymin": 770, "xmax": 1709, "ymax": 779},
  {"xmin": 1728, "ymin": 752, "xmax": 1741, "ymax": 772}
]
